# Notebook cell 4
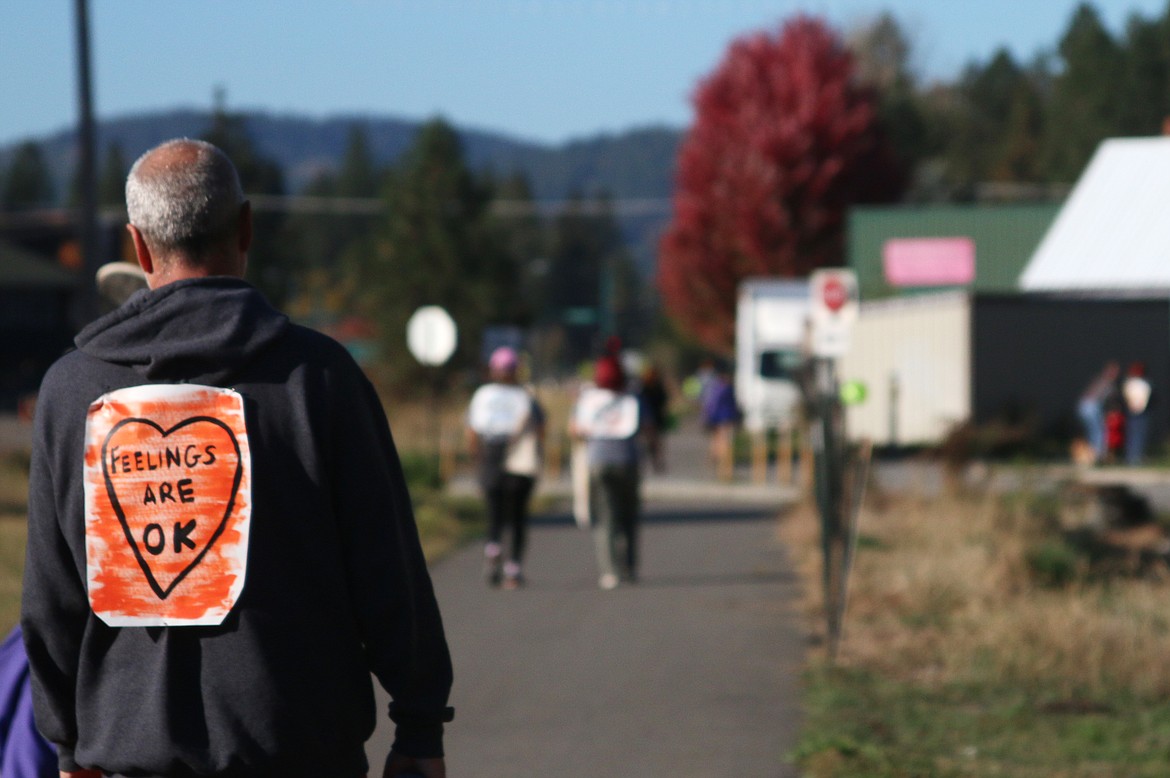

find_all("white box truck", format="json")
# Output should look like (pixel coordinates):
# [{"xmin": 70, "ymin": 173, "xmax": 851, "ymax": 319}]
[{"xmin": 735, "ymin": 278, "xmax": 811, "ymax": 432}]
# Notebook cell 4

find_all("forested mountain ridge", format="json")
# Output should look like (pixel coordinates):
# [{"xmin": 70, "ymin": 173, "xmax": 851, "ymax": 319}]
[{"xmin": 0, "ymin": 109, "xmax": 683, "ymax": 203}]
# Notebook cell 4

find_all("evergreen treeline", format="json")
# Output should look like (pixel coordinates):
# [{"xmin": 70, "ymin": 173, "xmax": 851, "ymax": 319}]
[
  {"xmin": 0, "ymin": 103, "xmax": 645, "ymax": 385},
  {"xmin": 855, "ymin": 2, "xmax": 1170, "ymax": 200},
  {"xmin": 2, "ymin": 1, "xmax": 1168, "ymax": 377}
]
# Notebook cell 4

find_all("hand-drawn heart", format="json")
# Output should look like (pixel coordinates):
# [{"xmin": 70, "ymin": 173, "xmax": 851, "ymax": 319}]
[{"xmin": 101, "ymin": 416, "xmax": 242, "ymax": 600}]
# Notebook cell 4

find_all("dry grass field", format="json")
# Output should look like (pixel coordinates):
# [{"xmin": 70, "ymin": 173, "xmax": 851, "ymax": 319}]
[
  {"xmin": 783, "ymin": 471, "xmax": 1170, "ymax": 776},
  {"xmin": 0, "ymin": 451, "xmax": 31, "ymax": 633}
]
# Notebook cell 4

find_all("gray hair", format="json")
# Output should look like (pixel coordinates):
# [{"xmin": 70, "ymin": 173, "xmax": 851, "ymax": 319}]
[{"xmin": 125, "ymin": 139, "xmax": 245, "ymax": 256}]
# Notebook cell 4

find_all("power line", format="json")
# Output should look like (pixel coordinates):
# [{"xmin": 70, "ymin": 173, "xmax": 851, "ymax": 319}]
[
  {"xmin": 0, "ymin": 196, "xmax": 676, "ymax": 228},
  {"xmin": 247, "ymin": 195, "xmax": 674, "ymax": 217}
]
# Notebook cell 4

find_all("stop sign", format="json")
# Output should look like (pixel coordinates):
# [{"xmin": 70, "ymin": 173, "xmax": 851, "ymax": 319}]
[
  {"xmin": 822, "ymin": 277, "xmax": 848, "ymax": 312},
  {"xmin": 809, "ymin": 269, "xmax": 858, "ymax": 358}
]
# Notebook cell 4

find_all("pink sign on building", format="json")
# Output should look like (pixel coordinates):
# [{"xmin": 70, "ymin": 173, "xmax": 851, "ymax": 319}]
[{"xmin": 882, "ymin": 237, "xmax": 976, "ymax": 287}]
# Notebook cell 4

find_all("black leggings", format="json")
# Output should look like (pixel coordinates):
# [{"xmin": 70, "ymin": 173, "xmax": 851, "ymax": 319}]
[{"xmin": 485, "ymin": 474, "xmax": 536, "ymax": 562}]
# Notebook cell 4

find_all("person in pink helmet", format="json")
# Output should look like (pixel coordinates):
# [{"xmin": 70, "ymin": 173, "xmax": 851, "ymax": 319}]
[{"xmin": 466, "ymin": 347, "xmax": 545, "ymax": 588}]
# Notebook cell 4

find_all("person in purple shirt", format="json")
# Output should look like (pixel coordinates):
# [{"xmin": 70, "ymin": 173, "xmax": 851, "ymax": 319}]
[{"xmin": 0, "ymin": 626, "xmax": 56, "ymax": 778}]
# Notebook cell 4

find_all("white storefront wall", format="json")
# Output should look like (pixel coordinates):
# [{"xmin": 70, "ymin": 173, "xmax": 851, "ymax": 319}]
[{"xmin": 838, "ymin": 292, "xmax": 971, "ymax": 446}]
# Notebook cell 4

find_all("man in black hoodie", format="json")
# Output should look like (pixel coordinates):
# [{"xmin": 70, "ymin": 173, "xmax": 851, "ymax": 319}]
[{"xmin": 21, "ymin": 139, "xmax": 453, "ymax": 778}]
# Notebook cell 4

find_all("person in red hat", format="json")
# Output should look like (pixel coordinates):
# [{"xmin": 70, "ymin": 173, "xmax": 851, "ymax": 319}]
[{"xmin": 569, "ymin": 351, "xmax": 643, "ymax": 589}]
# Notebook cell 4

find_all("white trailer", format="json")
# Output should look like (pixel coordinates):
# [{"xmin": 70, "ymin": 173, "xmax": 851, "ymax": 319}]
[{"xmin": 735, "ymin": 279, "xmax": 811, "ymax": 433}]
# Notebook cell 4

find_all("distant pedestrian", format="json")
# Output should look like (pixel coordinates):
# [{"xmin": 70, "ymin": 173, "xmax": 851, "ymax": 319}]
[
  {"xmin": 638, "ymin": 363, "xmax": 670, "ymax": 473},
  {"xmin": 702, "ymin": 364, "xmax": 740, "ymax": 481},
  {"xmin": 571, "ymin": 353, "xmax": 642, "ymax": 590},
  {"xmin": 1123, "ymin": 361, "xmax": 1153, "ymax": 465},
  {"xmin": 693, "ymin": 358, "xmax": 718, "ymax": 415},
  {"xmin": 467, "ymin": 347, "xmax": 545, "ymax": 589},
  {"xmin": 1078, "ymin": 361, "xmax": 1120, "ymax": 464}
]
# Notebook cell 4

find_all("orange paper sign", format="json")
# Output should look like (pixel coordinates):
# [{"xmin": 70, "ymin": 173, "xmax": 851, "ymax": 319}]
[{"xmin": 84, "ymin": 385, "xmax": 252, "ymax": 626}]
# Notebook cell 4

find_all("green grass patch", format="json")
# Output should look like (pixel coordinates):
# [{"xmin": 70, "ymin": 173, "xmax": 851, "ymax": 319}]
[{"xmin": 793, "ymin": 664, "xmax": 1170, "ymax": 777}]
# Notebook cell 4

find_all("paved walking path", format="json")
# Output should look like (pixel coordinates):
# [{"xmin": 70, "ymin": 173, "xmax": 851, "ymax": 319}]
[{"xmin": 367, "ymin": 421, "xmax": 806, "ymax": 776}]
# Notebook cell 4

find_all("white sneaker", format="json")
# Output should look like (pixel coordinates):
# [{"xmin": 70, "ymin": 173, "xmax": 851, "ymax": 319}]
[
  {"xmin": 502, "ymin": 561, "xmax": 524, "ymax": 590},
  {"xmin": 599, "ymin": 573, "xmax": 619, "ymax": 590}
]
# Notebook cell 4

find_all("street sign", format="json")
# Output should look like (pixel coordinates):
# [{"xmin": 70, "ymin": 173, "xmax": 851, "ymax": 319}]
[
  {"xmin": 406, "ymin": 306, "xmax": 457, "ymax": 366},
  {"xmin": 809, "ymin": 269, "xmax": 859, "ymax": 358}
]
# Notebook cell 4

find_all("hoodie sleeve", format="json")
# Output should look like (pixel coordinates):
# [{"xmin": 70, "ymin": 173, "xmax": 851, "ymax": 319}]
[
  {"xmin": 324, "ymin": 362, "xmax": 454, "ymax": 758},
  {"xmin": 20, "ymin": 379, "xmax": 90, "ymax": 772}
]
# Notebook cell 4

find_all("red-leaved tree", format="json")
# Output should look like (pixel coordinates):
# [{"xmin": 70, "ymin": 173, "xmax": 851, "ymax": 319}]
[{"xmin": 658, "ymin": 16, "xmax": 905, "ymax": 352}]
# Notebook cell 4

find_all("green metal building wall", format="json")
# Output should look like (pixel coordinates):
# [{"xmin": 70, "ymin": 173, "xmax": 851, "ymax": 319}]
[{"xmin": 847, "ymin": 203, "xmax": 1062, "ymax": 300}]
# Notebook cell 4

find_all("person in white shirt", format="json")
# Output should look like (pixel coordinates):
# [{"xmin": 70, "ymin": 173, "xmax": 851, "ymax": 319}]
[
  {"xmin": 1123, "ymin": 361, "xmax": 1153, "ymax": 466},
  {"xmin": 569, "ymin": 354, "xmax": 643, "ymax": 590},
  {"xmin": 466, "ymin": 347, "xmax": 545, "ymax": 589}
]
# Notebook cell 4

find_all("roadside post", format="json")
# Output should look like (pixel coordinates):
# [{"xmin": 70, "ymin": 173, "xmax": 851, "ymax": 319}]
[
  {"xmin": 406, "ymin": 306, "xmax": 458, "ymax": 477},
  {"xmin": 806, "ymin": 269, "xmax": 864, "ymax": 661}
]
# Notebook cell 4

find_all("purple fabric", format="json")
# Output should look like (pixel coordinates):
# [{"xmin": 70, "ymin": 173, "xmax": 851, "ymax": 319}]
[
  {"xmin": 702, "ymin": 380, "xmax": 740, "ymax": 426},
  {"xmin": 0, "ymin": 627, "xmax": 57, "ymax": 778}
]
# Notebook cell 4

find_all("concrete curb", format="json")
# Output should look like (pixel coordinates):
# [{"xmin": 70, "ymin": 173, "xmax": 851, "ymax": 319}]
[{"xmin": 447, "ymin": 474, "xmax": 802, "ymax": 506}]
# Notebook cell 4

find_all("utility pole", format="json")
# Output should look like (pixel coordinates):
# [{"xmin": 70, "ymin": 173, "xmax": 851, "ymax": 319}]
[{"xmin": 73, "ymin": 0, "xmax": 100, "ymax": 325}]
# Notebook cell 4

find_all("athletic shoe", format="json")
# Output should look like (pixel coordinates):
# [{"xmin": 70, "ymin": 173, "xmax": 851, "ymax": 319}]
[
  {"xmin": 483, "ymin": 543, "xmax": 502, "ymax": 587},
  {"xmin": 502, "ymin": 561, "xmax": 523, "ymax": 589}
]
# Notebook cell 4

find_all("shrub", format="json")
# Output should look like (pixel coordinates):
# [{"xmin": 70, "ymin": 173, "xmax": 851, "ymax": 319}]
[
  {"xmin": 399, "ymin": 452, "xmax": 444, "ymax": 493},
  {"xmin": 1026, "ymin": 539, "xmax": 1082, "ymax": 588}
]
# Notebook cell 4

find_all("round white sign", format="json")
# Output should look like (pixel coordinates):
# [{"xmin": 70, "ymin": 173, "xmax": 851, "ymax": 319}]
[{"xmin": 406, "ymin": 306, "xmax": 457, "ymax": 366}]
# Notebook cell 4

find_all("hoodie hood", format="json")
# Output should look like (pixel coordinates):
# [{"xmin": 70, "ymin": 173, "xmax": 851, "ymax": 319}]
[{"xmin": 75, "ymin": 277, "xmax": 289, "ymax": 384}]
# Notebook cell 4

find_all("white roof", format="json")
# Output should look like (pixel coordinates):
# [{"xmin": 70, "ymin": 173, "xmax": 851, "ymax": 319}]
[{"xmin": 1019, "ymin": 137, "xmax": 1170, "ymax": 291}]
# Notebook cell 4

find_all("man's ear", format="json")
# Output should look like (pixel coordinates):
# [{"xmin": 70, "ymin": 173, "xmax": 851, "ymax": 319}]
[{"xmin": 127, "ymin": 224, "xmax": 155, "ymax": 276}]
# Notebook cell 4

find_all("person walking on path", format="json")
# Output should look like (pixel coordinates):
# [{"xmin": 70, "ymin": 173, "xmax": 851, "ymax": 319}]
[
  {"xmin": 1123, "ymin": 361, "xmax": 1153, "ymax": 465},
  {"xmin": 21, "ymin": 138, "xmax": 452, "ymax": 778},
  {"xmin": 570, "ymin": 353, "xmax": 643, "ymax": 590},
  {"xmin": 1078, "ymin": 361, "xmax": 1120, "ymax": 464},
  {"xmin": 638, "ymin": 363, "xmax": 670, "ymax": 473},
  {"xmin": 466, "ymin": 346, "xmax": 545, "ymax": 589},
  {"xmin": 701, "ymin": 364, "xmax": 740, "ymax": 481}
]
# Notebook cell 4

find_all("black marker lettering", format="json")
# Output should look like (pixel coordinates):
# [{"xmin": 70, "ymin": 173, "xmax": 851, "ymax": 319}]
[
  {"xmin": 173, "ymin": 520, "xmax": 196, "ymax": 552},
  {"xmin": 184, "ymin": 445, "xmax": 201, "ymax": 467},
  {"xmin": 143, "ymin": 523, "xmax": 165, "ymax": 555},
  {"xmin": 166, "ymin": 446, "xmax": 181, "ymax": 468},
  {"xmin": 134, "ymin": 451, "xmax": 144, "ymax": 471},
  {"xmin": 202, "ymin": 445, "xmax": 216, "ymax": 465},
  {"xmin": 159, "ymin": 482, "xmax": 175, "ymax": 503},
  {"xmin": 177, "ymin": 478, "xmax": 195, "ymax": 503},
  {"xmin": 143, "ymin": 484, "xmax": 157, "ymax": 505}
]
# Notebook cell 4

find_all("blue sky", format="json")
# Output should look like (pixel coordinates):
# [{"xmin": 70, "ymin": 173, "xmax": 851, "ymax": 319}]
[{"xmin": 1, "ymin": 0, "xmax": 1166, "ymax": 148}]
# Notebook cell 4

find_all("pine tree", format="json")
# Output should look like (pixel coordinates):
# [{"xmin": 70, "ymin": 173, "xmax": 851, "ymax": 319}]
[
  {"xmin": 1042, "ymin": 3, "xmax": 1127, "ymax": 182},
  {"xmin": 97, "ymin": 142, "xmax": 128, "ymax": 207},
  {"xmin": 1, "ymin": 142, "xmax": 55, "ymax": 211},
  {"xmin": 69, "ymin": 141, "xmax": 127, "ymax": 208},
  {"xmin": 336, "ymin": 124, "xmax": 381, "ymax": 198},
  {"xmin": 200, "ymin": 101, "xmax": 293, "ymax": 306},
  {"xmin": 1118, "ymin": 11, "xmax": 1170, "ymax": 136},
  {"xmin": 361, "ymin": 118, "xmax": 516, "ymax": 382},
  {"xmin": 849, "ymin": 12, "xmax": 929, "ymax": 174}
]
